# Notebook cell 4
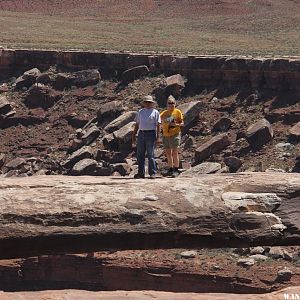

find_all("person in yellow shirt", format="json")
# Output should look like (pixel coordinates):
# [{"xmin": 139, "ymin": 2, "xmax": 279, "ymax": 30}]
[{"xmin": 160, "ymin": 96, "xmax": 184, "ymax": 177}]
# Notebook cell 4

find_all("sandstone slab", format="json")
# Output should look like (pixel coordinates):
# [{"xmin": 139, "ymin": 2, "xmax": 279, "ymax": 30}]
[
  {"xmin": 0, "ymin": 173, "xmax": 298, "ymax": 258},
  {"xmin": 181, "ymin": 162, "xmax": 221, "ymax": 176},
  {"xmin": 195, "ymin": 133, "xmax": 231, "ymax": 163},
  {"xmin": 246, "ymin": 119, "xmax": 273, "ymax": 150},
  {"xmin": 104, "ymin": 111, "xmax": 137, "ymax": 133},
  {"xmin": 97, "ymin": 100, "xmax": 124, "ymax": 121},
  {"xmin": 121, "ymin": 65, "xmax": 149, "ymax": 84},
  {"xmin": 178, "ymin": 101, "xmax": 203, "ymax": 130},
  {"xmin": 71, "ymin": 158, "xmax": 98, "ymax": 175},
  {"xmin": 0, "ymin": 95, "xmax": 12, "ymax": 115},
  {"xmin": 15, "ymin": 68, "xmax": 41, "ymax": 89},
  {"xmin": 289, "ymin": 122, "xmax": 300, "ymax": 140}
]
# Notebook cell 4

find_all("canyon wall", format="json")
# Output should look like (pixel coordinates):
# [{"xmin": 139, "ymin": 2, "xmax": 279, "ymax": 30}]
[{"xmin": 0, "ymin": 48, "xmax": 300, "ymax": 91}]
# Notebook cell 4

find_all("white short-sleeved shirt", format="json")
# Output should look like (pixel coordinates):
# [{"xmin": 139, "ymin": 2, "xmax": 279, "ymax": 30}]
[{"xmin": 135, "ymin": 108, "xmax": 161, "ymax": 131}]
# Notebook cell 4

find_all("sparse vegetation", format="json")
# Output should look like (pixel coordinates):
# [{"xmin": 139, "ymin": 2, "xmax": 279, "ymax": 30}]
[{"xmin": 0, "ymin": 0, "xmax": 299, "ymax": 55}]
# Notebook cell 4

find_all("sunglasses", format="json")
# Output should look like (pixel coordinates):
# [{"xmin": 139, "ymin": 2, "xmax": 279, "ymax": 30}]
[{"xmin": 167, "ymin": 102, "xmax": 175, "ymax": 105}]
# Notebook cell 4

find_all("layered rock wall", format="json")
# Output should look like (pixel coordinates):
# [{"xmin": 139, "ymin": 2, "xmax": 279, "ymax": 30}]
[{"xmin": 0, "ymin": 48, "xmax": 300, "ymax": 91}]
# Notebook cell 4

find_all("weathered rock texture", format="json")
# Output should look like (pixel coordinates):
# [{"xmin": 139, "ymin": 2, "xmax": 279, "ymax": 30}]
[
  {"xmin": 1, "ymin": 49, "xmax": 300, "ymax": 90},
  {"xmin": 0, "ymin": 173, "xmax": 299, "ymax": 259}
]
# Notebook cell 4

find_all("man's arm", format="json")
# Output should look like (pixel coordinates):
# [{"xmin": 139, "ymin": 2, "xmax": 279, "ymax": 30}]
[
  {"xmin": 156, "ymin": 123, "xmax": 161, "ymax": 139},
  {"xmin": 156, "ymin": 111, "xmax": 162, "ymax": 143},
  {"xmin": 132, "ymin": 122, "xmax": 139, "ymax": 145}
]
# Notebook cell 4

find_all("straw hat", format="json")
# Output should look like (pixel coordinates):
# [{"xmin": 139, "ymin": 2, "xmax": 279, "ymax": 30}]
[{"xmin": 142, "ymin": 95, "xmax": 155, "ymax": 103}]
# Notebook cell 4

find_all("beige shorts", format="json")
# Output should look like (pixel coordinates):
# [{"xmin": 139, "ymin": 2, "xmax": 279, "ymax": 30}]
[{"xmin": 162, "ymin": 133, "xmax": 181, "ymax": 149}]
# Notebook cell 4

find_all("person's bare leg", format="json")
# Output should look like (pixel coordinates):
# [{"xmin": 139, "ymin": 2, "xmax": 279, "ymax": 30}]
[
  {"xmin": 165, "ymin": 148, "xmax": 173, "ymax": 168},
  {"xmin": 172, "ymin": 148, "xmax": 180, "ymax": 168}
]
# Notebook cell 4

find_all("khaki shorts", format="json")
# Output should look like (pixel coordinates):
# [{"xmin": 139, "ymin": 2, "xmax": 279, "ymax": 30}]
[{"xmin": 162, "ymin": 133, "xmax": 181, "ymax": 149}]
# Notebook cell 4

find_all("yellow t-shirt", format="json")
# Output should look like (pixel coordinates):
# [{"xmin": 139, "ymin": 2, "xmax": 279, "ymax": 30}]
[{"xmin": 160, "ymin": 108, "xmax": 184, "ymax": 137}]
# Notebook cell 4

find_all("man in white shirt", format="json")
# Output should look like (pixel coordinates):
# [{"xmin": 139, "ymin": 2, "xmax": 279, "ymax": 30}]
[{"xmin": 132, "ymin": 95, "xmax": 161, "ymax": 179}]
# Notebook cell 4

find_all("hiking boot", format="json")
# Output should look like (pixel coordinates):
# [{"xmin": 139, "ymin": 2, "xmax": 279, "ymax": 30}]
[
  {"xmin": 166, "ymin": 168, "xmax": 174, "ymax": 176},
  {"xmin": 134, "ymin": 173, "xmax": 145, "ymax": 179},
  {"xmin": 149, "ymin": 174, "xmax": 156, "ymax": 179},
  {"xmin": 172, "ymin": 168, "xmax": 180, "ymax": 178}
]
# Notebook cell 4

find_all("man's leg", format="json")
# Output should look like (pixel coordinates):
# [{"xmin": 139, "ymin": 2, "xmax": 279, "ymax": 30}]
[
  {"xmin": 146, "ymin": 131, "xmax": 157, "ymax": 176},
  {"xmin": 136, "ymin": 132, "xmax": 146, "ymax": 176}
]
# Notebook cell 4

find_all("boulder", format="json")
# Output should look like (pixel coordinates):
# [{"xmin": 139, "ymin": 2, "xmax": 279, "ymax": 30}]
[
  {"xmin": 246, "ymin": 119, "xmax": 274, "ymax": 150},
  {"xmin": 71, "ymin": 158, "xmax": 98, "ymax": 176},
  {"xmin": 24, "ymin": 85, "xmax": 62, "ymax": 109},
  {"xmin": 181, "ymin": 162, "xmax": 221, "ymax": 176},
  {"xmin": 249, "ymin": 254, "xmax": 268, "ymax": 261},
  {"xmin": 80, "ymin": 126, "xmax": 101, "ymax": 147},
  {"xmin": 195, "ymin": 133, "xmax": 231, "ymax": 163},
  {"xmin": 0, "ymin": 83, "xmax": 9, "ymax": 93},
  {"xmin": 275, "ymin": 142, "xmax": 294, "ymax": 152},
  {"xmin": 277, "ymin": 269, "xmax": 293, "ymax": 282},
  {"xmin": 104, "ymin": 111, "xmax": 137, "ymax": 133},
  {"xmin": 180, "ymin": 250, "xmax": 197, "ymax": 259},
  {"xmin": 224, "ymin": 156, "xmax": 242, "ymax": 172},
  {"xmin": 165, "ymin": 74, "xmax": 186, "ymax": 97},
  {"xmin": 237, "ymin": 258, "xmax": 255, "ymax": 267},
  {"xmin": 54, "ymin": 69, "xmax": 100, "ymax": 90},
  {"xmin": 63, "ymin": 146, "xmax": 93, "ymax": 169},
  {"xmin": 269, "ymin": 247, "xmax": 284, "ymax": 259},
  {"xmin": 283, "ymin": 250, "xmax": 293, "ymax": 262},
  {"xmin": 214, "ymin": 98, "xmax": 236, "ymax": 113},
  {"xmin": 177, "ymin": 101, "xmax": 203, "ymax": 131},
  {"xmin": 3, "ymin": 170, "xmax": 19, "ymax": 177},
  {"xmin": 0, "ymin": 95, "xmax": 12, "ymax": 115},
  {"xmin": 0, "ymin": 172, "xmax": 299, "ymax": 258},
  {"xmin": 53, "ymin": 73, "xmax": 71, "ymax": 90},
  {"xmin": 212, "ymin": 117, "xmax": 233, "ymax": 132},
  {"xmin": 102, "ymin": 133, "xmax": 117, "ymax": 150},
  {"xmin": 121, "ymin": 65, "xmax": 149, "ymax": 84},
  {"xmin": 4, "ymin": 157, "xmax": 26, "ymax": 170},
  {"xmin": 293, "ymin": 156, "xmax": 300, "ymax": 172},
  {"xmin": 72, "ymin": 69, "xmax": 101, "ymax": 88},
  {"xmin": 265, "ymin": 107, "xmax": 300, "ymax": 124},
  {"xmin": 94, "ymin": 165, "xmax": 113, "ymax": 176},
  {"xmin": 289, "ymin": 122, "xmax": 300, "ymax": 141},
  {"xmin": 36, "ymin": 73, "xmax": 51, "ymax": 85},
  {"xmin": 97, "ymin": 101, "xmax": 124, "ymax": 122},
  {"xmin": 112, "ymin": 163, "xmax": 131, "ymax": 176},
  {"xmin": 64, "ymin": 112, "xmax": 90, "ymax": 128},
  {"xmin": 95, "ymin": 150, "xmax": 126, "ymax": 164},
  {"xmin": 250, "ymin": 246, "xmax": 265, "ymax": 255},
  {"xmin": 113, "ymin": 121, "xmax": 135, "ymax": 150},
  {"xmin": 0, "ymin": 153, "xmax": 6, "ymax": 168},
  {"xmin": 15, "ymin": 68, "xmax": 41, "ymax": 89}
]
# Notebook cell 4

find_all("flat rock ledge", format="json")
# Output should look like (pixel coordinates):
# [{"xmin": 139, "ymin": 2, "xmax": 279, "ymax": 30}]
[
  {"xmin": 0, "ymin": 173, "xmax": 299, "ymax": 258},
  {"xmin": 0, "ymin": 287, "xmax": 299, "ymax": 300}
]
